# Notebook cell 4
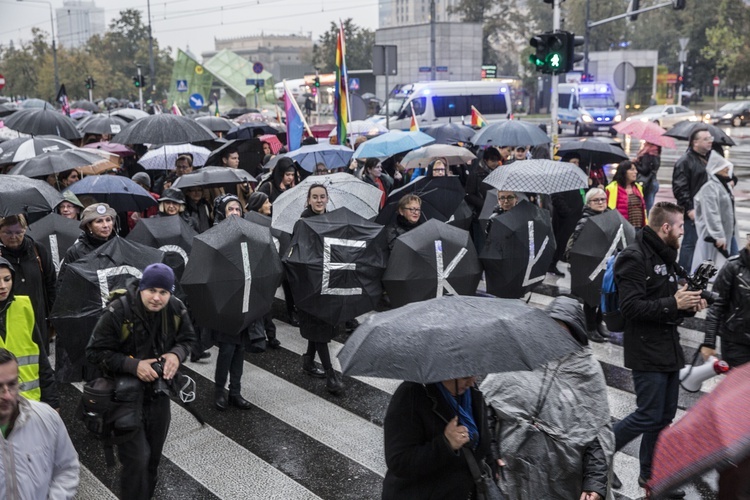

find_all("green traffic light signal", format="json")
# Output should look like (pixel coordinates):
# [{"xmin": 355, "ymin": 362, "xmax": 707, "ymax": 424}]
[
  {"xmin": 133, "ymin": 76, "xmax": 141, "ymax": 88},
  {"xmin": 547, "ymin": 52, "xmax": 562, "ymax": 69}
]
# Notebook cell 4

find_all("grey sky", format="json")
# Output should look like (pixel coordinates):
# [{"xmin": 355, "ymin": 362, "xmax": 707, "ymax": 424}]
[{"xmin": 0, "ymin": 0, "xmax": 379, "ymax": 60}]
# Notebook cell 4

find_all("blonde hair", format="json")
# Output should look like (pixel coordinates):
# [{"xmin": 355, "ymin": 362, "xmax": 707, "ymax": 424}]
[{"xmin": 0, "ymin": 214, "xmax": 28, "ymax": 230}]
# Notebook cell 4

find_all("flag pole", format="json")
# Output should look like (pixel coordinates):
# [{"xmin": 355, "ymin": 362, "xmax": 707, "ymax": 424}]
[{"xmin": 340, "ymin": 20, "xmax": 353, "ymax": 145}]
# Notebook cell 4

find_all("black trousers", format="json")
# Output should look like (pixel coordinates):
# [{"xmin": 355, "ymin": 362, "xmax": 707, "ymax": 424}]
[
  {"xmin": 215, "ymin": 341, "xmax": 244, "ymax": 396},
  {"xmin": 583, "ymin": 303, "xmax": 602, "ymax": 330},
  {"xmin": 116, "ymin": 394, "xmax": 171, "ymax": 499}
]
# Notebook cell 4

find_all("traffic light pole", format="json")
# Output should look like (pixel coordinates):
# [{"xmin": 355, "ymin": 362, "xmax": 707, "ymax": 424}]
[
  {"xmin": 88, "ymin": 81, "xmax": 93, "ymax": 103},
  {"xmin": 550, "ymin": 0, "xmax": 561, "ymax": 155},
  {"xmin": 137, "ymin": 65, "xmax": 144, "ymax": 110}
]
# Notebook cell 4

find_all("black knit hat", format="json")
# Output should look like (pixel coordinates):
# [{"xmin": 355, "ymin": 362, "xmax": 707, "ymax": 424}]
[
  {"xmin": 246, "ymin": 192, "xmax": 269, "ymax": 213},
  {"xmin": 213, "ymin": 194, "xmax": 242, "ymax": 223}
]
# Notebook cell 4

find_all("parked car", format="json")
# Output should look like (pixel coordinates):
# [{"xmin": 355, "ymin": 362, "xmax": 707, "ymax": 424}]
[
  {"xmin": 625, "ymin": 105, "xmax": 698, "ymax": 129},
  {"xmin": 703, "ymin": 101, "xmax": 750, "ymax": 127}
]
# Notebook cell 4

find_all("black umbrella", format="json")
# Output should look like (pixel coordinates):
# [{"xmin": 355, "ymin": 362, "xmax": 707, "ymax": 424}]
[
  {"xmin": 557, "ymin": 139, "xmax": 629, "ymax": 166},
  {"xmin": 50, "ymin": 237, "xmax": 166, "ymax": 382},
  {"xmin": 71, "ymin": 100, "xmax": 99, "ymax": 113},
  {"xmin": 126, "ymin": 216, "xmax": 197, "ymax": 280},
  {"xmin": 376, "ymin": 176, "xmax": 471, "ymax": 230},
  {"xmin": 67, "ymin": 174, "xmax": 158, "ymax": 213},
  {"xmin": 0, "ymin": 175, "xmax": 64, "ymax": 217},
  {"xmin": 664, "ymin": 120, "xmax": 735, "ymax": 147},
  {"xmin": 422, "ymin": 123, "xmax": 477, "ymax": 145},
  {"xmin": 480, "ymin": 200, "xmax": 556, "ymax": 298},
  {"xmin": 181, "ymin": 216, "xmax": 283, "ymax": 335},
  {"xmin": 337, "ymin": 295, "xmax": 582, "ymax": 383},
  {"xmin": 226, "ymin": 122, "xmax": 281, "ymax": 140},
  {"xmin": 77, "ymin": 114, "xmax": 128, "ymax": 135},
  {"xmin": 244, "ymin": 211, "xmax": 292, "ymax": 257},
  {"xmin": 111, "ymin": 114, "xmax": 217, "ymax": 145},
  {"xmin": 382, "ymin": 219, "xmax": 481, "ymax": 308},
  {"xmin": 283, "ymin": 207, "xmax": 389, "ymax": 325},
  {"xmin": 568, "ymin": 210, "xmax": 636, "ymax": 307},
  {"xmin": 204, "ymin": 139, "xmax": 264, "ymax": 176},
  {"xmin": 27, "ymin": 213, "xmax": 81, "ymax": 275},
  {"xmin": 226, "ymin": 107, "xmax": 258, "ymax": 119},
  {"xmin": 479, "ymin": 188, "xmax": 499, "ymax": 230},
  {"xmin": 471, "ymin": 120, "xmax": 550, "ymax": 147},
  {"xmin": 195, "ymin": 116, "xmax": 235, "ymax": 133},
  {"xmin": 0, "ymin": 136, "xmax": 75, "ymax": 166},
  {"xmin": 171, "ymin": 166, "xmax": 257, "ymax": 189},
  {"xmin": 0, "ymin": 104, "xmax": 17, "ymax": 118},
  {"xmin": 3, "ymin": 107, "xmax": 82, "ymax": 140},
  {"xmin": 9, "ymin": 149, "xmax": 112, "ymax": 178}
]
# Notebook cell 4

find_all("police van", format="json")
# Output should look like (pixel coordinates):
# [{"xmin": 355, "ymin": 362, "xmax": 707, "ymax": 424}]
[
  {"xmin": 372, "ymin": 81, "xmax": 513, "ymax": 130},
  {"xmin": 557, "ymin": 83, "xmax": 621, "ymax": 136}
]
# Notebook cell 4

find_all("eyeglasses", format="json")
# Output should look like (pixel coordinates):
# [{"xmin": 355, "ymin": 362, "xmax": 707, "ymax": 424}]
[
  {"xmin": 589, "ymin": 198, "xmax": 607, "ymax": 203},
  {"xmin": 404, "ymin": 207, "xmax": 421, "ymax": 213},
  {"xmin": 498, "ymin": 195, "xmax": 517, "ymax": 202}
]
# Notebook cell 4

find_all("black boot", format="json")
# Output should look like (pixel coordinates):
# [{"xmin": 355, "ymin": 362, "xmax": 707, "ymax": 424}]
[
  {"xmin": 302, "ymin": 355, "xmax": 325, "ymax": 378},
  {"xmin": 596, "ymin": 323, "xmax": 610, "ymax": 339},
  {"xmin": 586, "ymin": 328, "xmax": 607, "ymax": 343},
  {"xmin": 228, "ymin": 395, "xmax": 253, "ymax": 410},
  {"xmin": 325, "ymin": 368, "xmax": 343, "ymax": 395},
  {"xmin": 215, "ymin": 388, "xmax": 227, "ymax": 411}
]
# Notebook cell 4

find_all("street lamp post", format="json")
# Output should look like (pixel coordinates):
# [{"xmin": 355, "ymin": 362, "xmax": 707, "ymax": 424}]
[{"xmin": 17, "ymin": 0, "xmax": 59, "ymax": 96}]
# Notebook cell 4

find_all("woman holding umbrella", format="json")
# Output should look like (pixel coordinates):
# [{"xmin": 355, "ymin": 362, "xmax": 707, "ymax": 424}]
[
  {"xmin": 605, "ymin": 161, "xmax": 646, "ymax": 229},
  {"xmin": 386, "ymin": 194, "xmax": 424, "ymax": 251},
  {"xmin": 565, "ymin": 188, "xmax": 610, "ymax": 343},
  {"xmin": 182, "ymin": 187, "xmax": 212, "ymax": 233},
  {"xmin": 156, "ymin": 188, "xmax": 199, "ymax": 232},
  {"xmin": 58, "ymin": 203, "xmax": 117, "ymax": 288},
  {"xmin": 634, "ymin": 142, "xmax": 662, "ymax": 212},
  {"xmin": 295, "ymin": 184, "xmax": 344, "ymax": 395}
]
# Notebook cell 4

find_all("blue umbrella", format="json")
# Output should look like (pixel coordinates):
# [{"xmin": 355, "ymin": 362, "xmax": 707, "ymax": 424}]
[
  {"xmin": 284, "ymin": 143, "xmax": 354, "ymax": 172},
  {"xmin": 352, "ymin": 130, "xmax": 435, "ymax": 159},
  {"xmin": 67, "ymin": 174, "xmax": 157, "ymax": 213}
]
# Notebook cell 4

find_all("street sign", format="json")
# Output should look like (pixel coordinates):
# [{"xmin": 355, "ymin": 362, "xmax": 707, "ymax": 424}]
[
  {"xmin": 481, "ymin": 64, "xmax": 497, "ymax": 79},
  {"xmin": 176, "ymin": 80, "xmax": 188, "ymax": 92},
  {"xmin": 713, "ymin": 76, "xmax": 720, "ymax": 87},
  {"xmin": 195, "ymin": 66, "xmax": 204, "ymax": 75},
  {"xmin": 372, "ymin": 45, "xmax": 398, "ymax": 76},
  {"xmin": 245, "ymin": 79, "xmax": 265, "ymax": 87},
  {"xmin": 253, "ymin": 62, "xmax": 264, "ymax": 74},
  {"xmin": 0, "ymin": 74, "xmax": 5, "ymax": 91},
  {"xmin": 613, "ymin": 62, "xmax": 637, "ymax": 91},
  {"xmin": 349, "ymin": 78, "xmax": 360, "ymax": 90},
  {"xmin": 189, "ymin": 93, "xmax": 205, "ymax": 110},
  {"xmin": 436, "ymin": 66, "xmax": 448, "ymax": 72},
  {"xmin": 418, "ymin": 67, "xmax": 431, "ymax": 73}
]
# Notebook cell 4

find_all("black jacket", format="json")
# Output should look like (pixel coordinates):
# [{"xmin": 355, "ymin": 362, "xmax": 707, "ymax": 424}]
[
  {"xmin": 672, "ymin": 148, "xmax": 709, "ymax": 212},
  {"xmin": 564, "ymin": 206, "xmax": 605, "ymax": 262},
  {"xmin": 704, "ymin": 248, "xmax": 750, "ymax": 348},
  {"xmin": 58, "ymin": 231, "xmax": 113, "ymax": 289},
  {"xmin": 465, "ymin": 161, "xmax": 494, "ymax": 214},
  {"xmin": 86, "ymin": 282, "xmax": 195, "ymax": 377},
  {"xmin": 382, "ymin": 382, "xmax": 493, "ymax": 500},
  {"xmin": 636, "ymin": 153, "xmax": 661, "ymax": 187},
  {"xmin": 184, "ymin": 196, "xmax": 212, "ymax": 233},
  {"xmin": 385, "ymin": 214, "xmax": 422, "ymax": 251},
  {"xmin": 614, "ymin": 227, "xmax": 689, "ymax": 371}
]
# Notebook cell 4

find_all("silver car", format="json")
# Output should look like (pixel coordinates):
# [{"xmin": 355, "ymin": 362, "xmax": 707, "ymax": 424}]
[{"xmin": 625, "ymin": 105, "xmax": 699, "ymax": 129}]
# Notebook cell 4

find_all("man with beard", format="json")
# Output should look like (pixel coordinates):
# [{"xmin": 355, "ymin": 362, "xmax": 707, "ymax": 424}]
[{"xmin": 611, "ymin": 201, "xmax": 706, "ymax": 498}]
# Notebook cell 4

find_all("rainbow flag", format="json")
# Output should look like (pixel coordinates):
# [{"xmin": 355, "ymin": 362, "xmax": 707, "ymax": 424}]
[
  {"xmin": 471, "ymin": 105, "xmax": 487, "ymax": 128},
  {"xmin": 284, "ymin": 80, "xmax": 305, "ymax": 151},
  {"xmin": 334, "ymin": 21, "xmax": 348, "ymax": 145},
  {"xmin": 409, "ymin": 102, "xmax": 420, "ymax": 132}
]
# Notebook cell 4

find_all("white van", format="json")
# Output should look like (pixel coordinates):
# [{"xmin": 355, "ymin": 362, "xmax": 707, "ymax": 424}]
[{"xmin": 371, "ymin": 81, "xmax": 512, "ymax": 130}]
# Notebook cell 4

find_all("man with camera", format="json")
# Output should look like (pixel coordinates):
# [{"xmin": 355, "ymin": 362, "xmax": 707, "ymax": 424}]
[
  {"xmin": 611, "ymin": 202, "xmax": 707, "ymax": 497},
  {"xmin": 87, "ymin": 263, "xmax": 196, "ymax": 499}
]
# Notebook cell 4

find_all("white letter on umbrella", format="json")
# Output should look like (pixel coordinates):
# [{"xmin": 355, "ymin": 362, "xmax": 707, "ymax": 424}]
[
  {"xmin": 322, "ymin": 237, "xmax": 366, "ymax": 296},
  {"xmin": 522, "ymin": 221, "xmax": 549, "ymax": 287},
  {"xmin": 158, "ymin": 245, "xmax": 189, "ymax": 266},
  {"xmin": 48, "ymin": 235, "xmax": 61, "ymax": 276},
  {"xmin": 241, "ymin": 242, "xmax": 252, "ymax": 313},
  {"xmin": 435, "ymin": 239, "xmax": 466, "ymax": 297},
  {"xmin": 97, "ymin": 266, "xmax": 143, "ymax": 307},
  {"xmin": 588, "ymin": 224, "xmax": 626, "ymax": 282}
]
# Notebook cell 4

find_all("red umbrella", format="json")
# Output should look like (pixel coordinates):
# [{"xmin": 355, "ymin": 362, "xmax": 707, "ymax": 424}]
[
  {"xmin": 647, "ymin": 363, "xmax": 750, "ymax": 497},
  {"xmin": 612, "ymin": 120, "xmax": 676, "ymax": 149},
  {"xmin": 257, "ymin": 134, "xmax": 283, "ymax": 154}
]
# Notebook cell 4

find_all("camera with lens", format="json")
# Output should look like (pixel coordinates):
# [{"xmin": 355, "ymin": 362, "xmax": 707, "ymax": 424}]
[
  {"xmin": 685, "ymin": 261, "xmax": 720, "ymax": 305},
  {"xmin": 150, "ymin": 359, "xmax": 172, "ymax": 396}
]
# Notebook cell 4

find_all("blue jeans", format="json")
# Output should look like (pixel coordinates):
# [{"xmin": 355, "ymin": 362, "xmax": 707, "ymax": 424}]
[
  {"xmin": 678, "ymin": 216, "xmax": 698, "ymax": 272},
  {"xmin": 614, "ymin": 370, "xmax": 680, "ymax": 479},
  {"xmin": 643, "ymin": 180, "xmax": 659, "ymax": 213}
]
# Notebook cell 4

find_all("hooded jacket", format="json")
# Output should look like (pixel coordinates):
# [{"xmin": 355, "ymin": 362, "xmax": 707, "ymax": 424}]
[
  {"xmin": 258, "ymin": 158, "xmax": 298, "ymax": 203},
  {"xmin": 704, "ymin": 248, "xmax": 750, "ymax": 349},
  {"xmin": 0, "ymin": 397, "xmax": 80, "ymax": 499}
]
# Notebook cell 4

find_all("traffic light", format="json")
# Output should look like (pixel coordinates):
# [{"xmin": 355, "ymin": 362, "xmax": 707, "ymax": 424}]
[
  {"xmin": 255, "ymin": 82, "xmax": 260, "ymax": 93},
  {"xmin": 133, "ymin": 76, "xmax": 141, "ymax": 88},
  {"xmin": 313, "ymin": 76, "xmax": 320, "ymax": 88},
  {"xmin": 684, "ymin": 66, "xmax": 693, "ymax": 87},
  {"xmin": 529, "ymin": 32, "xmax": 582, "ymax": 74},
  {"xmin": 628, "ymin": 0, "xmax": 640, "ymax": 21},
  {"xmin": 85, "ymin": 76, "xmax": 95, "ymax": 90},
  {"xmin": 564, "ymin": 32, "xmax": 585, "ymax": 73},
  {"xmin": 672, "ymin": 0, "xmax": 686, "ymax": 9},
  {"xmin": 139, "ymin": 75, "xmax": 147, "ymax": 88}
]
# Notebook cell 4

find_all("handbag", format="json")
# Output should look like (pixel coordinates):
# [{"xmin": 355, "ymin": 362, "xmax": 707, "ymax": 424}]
[{"xmin": 463, "ymin": 448, "xmax": 505, "ymax": 500}]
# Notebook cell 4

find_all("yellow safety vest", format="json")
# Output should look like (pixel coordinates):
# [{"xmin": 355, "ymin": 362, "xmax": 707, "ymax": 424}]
[{"xmin": 0, "ymin": 296, "xmax": 41, "ymax": 402}]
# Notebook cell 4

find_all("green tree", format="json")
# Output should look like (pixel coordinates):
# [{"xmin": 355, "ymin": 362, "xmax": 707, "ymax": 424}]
[
  {"xmin": 313, "ymin": 19, "xmax": 374, "ymax": 72},
  {"xmin": 700, "ymin": 0, "xmax": 750, "ymax": 89}
]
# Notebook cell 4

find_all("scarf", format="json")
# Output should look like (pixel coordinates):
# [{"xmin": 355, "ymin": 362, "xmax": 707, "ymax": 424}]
[
  {"xmin": 641, "ymin": 225, "xmax": 678, "ymax": 268},
  {"xmin": 436, "ymin": 382, "xmax": 479, "ymax": 449}
]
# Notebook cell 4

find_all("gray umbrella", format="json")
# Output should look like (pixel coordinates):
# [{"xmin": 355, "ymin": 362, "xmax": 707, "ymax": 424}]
[
  {"xmin": 195, "ymin": 116, "xmax": 236, "ymax": 133},
  {"xmin": 111, "ymin": 114, "xmax": 217, "ymax": 145},
  {"xmin": 0, "ymin": 175, "xmax": 64, "ymax": 217},
  {"xmin": 76, "ymin": 114, "xmax": 128, "ymax": 136},
  {"xmin": 171, "ymin": 166, "xmax": 257, "ymax": 189},
  {"xmin": 337, "ymin": 295, "xmax": 581, "ymax": 383},
  {"xmin": 4, "ymin": 107, "xmax": 82, "ymax": 140},
  {"xmin": 471, "ymin": 120, "xmax": 550, "ymax": 147},
  {"xmin": 271, "ymin": 172, "xmax": 382, "ymax": 234},
  {"xmin": 483, "ymin": 159, "xmax": 588, "ymax": 194}
]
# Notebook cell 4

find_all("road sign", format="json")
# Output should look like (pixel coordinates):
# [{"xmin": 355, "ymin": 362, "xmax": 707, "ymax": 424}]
[
  {"xmin": 245, "ymin": 79, "xmax": 265, "ymax": 87},
  {"xmin": 418, "ymin": 67, "xmax": 431, "ymax": 73},
  {"xmin": 189, "ymin": 93, "xmax": 205, "ymax": 110},
  {"xmin": 613, "ymin": 62, "xmax": 637, "ymax": 91},
  {"xmin": 195, "ymin": 66, "xmax": 204, "ymax": 75},
  {"xmin": 713, "ymin": 76, "xmax": 720, "ymax": 87},
  {"xmin": 0, "ymin": 74, "xmax": 5, "ymax": 90},
  {"xmin": 253, "ymin": 62, "xmax": 264, "ymax": 74},
  {"xmin": 349, "ymin": 78, "xmax": 360, "ymax": 90},
  {"xmin": 481, "ymin": 64, "xmax": 497, "ymax": 79},
  {"xmin": 176, "ymin": 80, "xmax": 188, "ymax": 92},
  {"xmin": 436, "ymin": 66, "xmax": 448, "ymax": 72}
]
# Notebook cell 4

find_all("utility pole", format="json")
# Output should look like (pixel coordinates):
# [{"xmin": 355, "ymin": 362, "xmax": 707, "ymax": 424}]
[
  {"xmin": 430, "ymin": 0, "xmax": 436, "ymax": 81},
  {"xmin": 137, "ymin": 64, "xmax": 144, "ymax": 110},
  {"xmin": 584, "ymin": 0, "xmax": 591, "ymax": 77},
  {"xmin": 677, "ymin": 37, "xmax": 689, "ymax": 106},
  {"xmin": 550, "ymin": 0, "xmax": 561, "ymax": 154},
  {"xmin": 147, "ymin": 0, "xmax": 156, "ymax": 95}
]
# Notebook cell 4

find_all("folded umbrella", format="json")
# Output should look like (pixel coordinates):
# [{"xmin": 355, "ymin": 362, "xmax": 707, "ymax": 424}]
[
  {"xmin": 612, "ymin": 120, "xmax": 676, "ymax": 149},
  {"xmin": 283, "ymin": 207, "xmax": 389, "ymax": 325},
  {"xmin": 9, "ymin": 149, "xmax": 115, "ymax": 178},
  {"xmin": 3, "ymin": 107, "xmax": 82, "ymax": 140},
  {"xmin": 337, "ymin": 295, "xmax": 581, "ymax": 383},
  {"xmin": 401, "ymin": 144, "xmax": 476, "ymax": 170},
  {"xmin": 181, "ymin": 216, "xmax": 283, "ymax": 335},
  {"xmin": 568, "ymin": 210, "xmax": 636, "ymax": 307},
  {"xmin": 471, "ymin": 120, "xmax": 550, "ymax": 147},
  {"xmin": 382, "ymin": 219, "xmax": 481, "ymax": 308},
  {"xmin": 272, "ymin": 172, "xmax": 383, "ymax": 234},
  {"xmin": 422, "ymin": 123, "xmax": 476, "ymax": 145},
  {"xmin": 664, "ymin": 120, "xmax": 735, "ymax": 147},
  {"xmin": 67, "ymin": 174, "xmax": 158, "ymax": 213},
  {"xmin": 0, "ymin": 175, "xmax": 64, "ymax": 217},
  {"xmin": 0, "ymin": 136, "xmax": 75, "ymax": 166},
  {"xmin": 483, "ymin": 159, "xmax": 588, "ymax": 195},
  {"xmin": 27, "ymin": 213, "xmax": 81, "ymax": 275},
  {"xmin": 285, "ymin": 143, "xmax": 354, "ymax": 172},
  {"xmin": 352, "ymin": 130, "xmax": 435, "ymax": 159},
  {"xmin": 126, "ymin": 216, "xmax": 197, "ymax": 280},
  {"xmin": 556, "ymin": 139, "xmax": 629, "ymax": 167},
  {"xmin": 481, "ymin": 200, "xmax": 556, "ymax": 298},
  {"xmin": 111, "ymin": 113, "xmax": 217, "ymax": 145},
  {"xmin": 138, "ymin": 143, "xmax": 212, "ymax": 170},
  {"xmin": 171, "ymin": 166, "xmax": 257, "ymax": 189}
]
